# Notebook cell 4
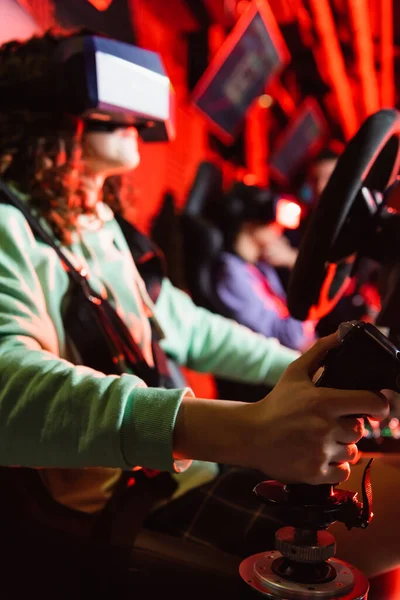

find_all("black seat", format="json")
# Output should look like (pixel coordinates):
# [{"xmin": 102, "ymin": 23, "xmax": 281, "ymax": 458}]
[
  {"xmin": 180, "ymin": 161, "xmax": 229, "ymax": 315},
  {"xmin": 180, "ymin": 213, "xmax": 226, "ymax": 312}
]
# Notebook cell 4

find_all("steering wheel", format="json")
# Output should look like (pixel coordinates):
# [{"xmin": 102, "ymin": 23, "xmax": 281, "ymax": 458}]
[{"xmin": 287, "ymin": 109, "xmax": 400, "ymax": 321}]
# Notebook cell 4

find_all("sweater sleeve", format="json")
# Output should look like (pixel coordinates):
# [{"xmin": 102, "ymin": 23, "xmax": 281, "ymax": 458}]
[
  {"xmin": 214, "ymin": 254, "xmax": 313, "ymax": 351},
  {"xmin": 0, "ymin": 205, "xmax": 187, "ymax": 472},
  {"xmin": 155, "ymin": 278, "xmax": 299, "ymax": 387}
]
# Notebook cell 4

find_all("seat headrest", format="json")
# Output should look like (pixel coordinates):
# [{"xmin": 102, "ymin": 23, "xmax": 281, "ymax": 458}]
[
  {"xmin": 184, "ymin": 161, "xmax": 223, "ymax": 217},
  {"xmin": 180, "ymin": 213, "xmax": 226, "ymax": 313}
]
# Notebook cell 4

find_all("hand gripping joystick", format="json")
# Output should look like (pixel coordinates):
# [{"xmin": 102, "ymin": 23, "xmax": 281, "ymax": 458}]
[{"xmin": 239, "ymin": 322, "xmax": 400, "ymax": 599}]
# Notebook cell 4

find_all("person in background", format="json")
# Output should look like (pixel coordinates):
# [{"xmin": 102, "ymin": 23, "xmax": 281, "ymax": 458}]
[
  {"xmin": 288, "ymin": 144, "xmax": 342, "ymax": 251},
  {"xmin": 301, "ymin": 144, "xmax": 382, "ymax": 336},
  {"xmin": 303, "ymin": 144, "xmax": 342, "ymax": 206},
  {"xmin": 213, "ymin": 181, "xmax": 315, "ymax": 352}
]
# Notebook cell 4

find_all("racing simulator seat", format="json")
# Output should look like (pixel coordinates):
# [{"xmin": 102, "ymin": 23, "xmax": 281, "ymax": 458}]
[
  {"xmin": 180, "ymin": 160, "xmax": 227, "ymax": 314},
  {"xmin": 180, "ymin": 161, "xmax": 273, "ymax": 401}
]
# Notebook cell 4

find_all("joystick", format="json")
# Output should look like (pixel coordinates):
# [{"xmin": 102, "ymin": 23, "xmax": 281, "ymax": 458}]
[{"xmin": 240, "ymin": 322, "xmax": 400, "ymax": 599}]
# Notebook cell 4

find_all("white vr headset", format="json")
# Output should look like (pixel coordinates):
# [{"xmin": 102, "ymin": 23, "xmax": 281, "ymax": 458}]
[{"xmin": 0, "ymin": 34, "xmax": 175, "ymax": 142}]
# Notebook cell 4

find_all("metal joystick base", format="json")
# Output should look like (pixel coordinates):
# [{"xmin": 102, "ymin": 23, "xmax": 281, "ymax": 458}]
[
  {"xmin": 239, "ymin": 473, "xmax": 374, "ymax": 599},
  {"xmin": 239, "ymin": 526, "xmax": 369, "ymax": 599}
]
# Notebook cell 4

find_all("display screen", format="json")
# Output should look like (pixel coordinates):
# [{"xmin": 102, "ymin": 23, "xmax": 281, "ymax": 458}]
[
  {"xmin": 269, "ymin": 99, "xmax": 327, "ymax": 182},
  {"xmin": 192, "ymin": 0, "xmax": 289, "ymax": 144}
]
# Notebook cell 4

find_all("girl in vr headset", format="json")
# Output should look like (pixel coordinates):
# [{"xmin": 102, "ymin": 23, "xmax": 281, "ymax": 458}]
[{"xmin": 0, "ymin": 31, "xmax": 394, "ymax": 595}]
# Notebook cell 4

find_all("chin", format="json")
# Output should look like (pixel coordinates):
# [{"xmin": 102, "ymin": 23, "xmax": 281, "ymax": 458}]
[
  {"xmin": 111, "ymin": 155, "xmax": 141, "ymax": 174},
  {"xmin": 129, "ymin": 155, "xmax": 141, "ymax": 170},
  {"xmin": 122, "ymin": 150, "xmax": 140, "ymax": 169}
]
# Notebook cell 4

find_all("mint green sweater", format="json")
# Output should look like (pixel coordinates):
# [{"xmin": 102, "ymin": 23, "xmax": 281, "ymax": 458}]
[{"xmin": 0, "ymin": 202, "xmax": 298, "ymax": 476}]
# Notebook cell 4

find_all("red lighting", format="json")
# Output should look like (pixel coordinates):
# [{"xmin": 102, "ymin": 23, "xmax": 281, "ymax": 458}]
[
  {"xmin": 87, "ymin": 0, "xmax": 113, "ymax": 10},
  {"xmin": 237, "ymin": 0, "xmax": 251, "ymax": 15},
  {"xmin": 308, "ymin": 0, "xmax": 358, "ymax": 138},
  {"xmin": 379, "ymin": 0, "xmax": 395, "ymax": 107},
  {"xmin": 347, "ymin": 0, "xmax": 380, "ymax": 118},
  {"xmin": 243, "ymin": 173, "xmax": 259, "ymax": 186},
  {"xmin": 276, "ymin": 198, "xmax": 301, "ymax": 229}
]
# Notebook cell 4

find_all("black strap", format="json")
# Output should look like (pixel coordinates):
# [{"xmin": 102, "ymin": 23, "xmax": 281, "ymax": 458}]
[
  {"xmin": 114, "ymin": 212, "xmax": 166, "ymax": 304},
  {"xmin": 0, "ymin": 180, "xmax": 180, "ymax": 389},
  {"xmin": 0, "ymin": 181, "xmax": 160, "ymax": 376},
  {"xmin": 0, "ymin": 180, "xmax": 84, "ymax": 286}
]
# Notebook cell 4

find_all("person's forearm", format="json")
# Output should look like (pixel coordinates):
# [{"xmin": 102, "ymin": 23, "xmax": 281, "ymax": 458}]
[
  {"xmin": 156, "ymin": 279, "xmax": 298, "ymax": 386},
  {"xmin": 173, "ymin": 396, "xmax": 256, "ymax": 468},
  {"xmin": 0, "ymin": 343, "xmax": 186, "ymax": 471}
]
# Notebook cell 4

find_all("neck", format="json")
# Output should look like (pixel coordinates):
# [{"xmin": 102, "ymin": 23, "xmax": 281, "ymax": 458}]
[
  {"xmin": 234, "ymin": 233, "xmax": 259, "ymax": 264},
  {"xmin": 79, "ymin": 170, "xmax": 106, "ymax": 209}
]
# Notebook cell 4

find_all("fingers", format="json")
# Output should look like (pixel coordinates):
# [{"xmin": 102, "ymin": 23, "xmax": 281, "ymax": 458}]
[
  {"xmin": 304, "ymin": 427, "xmax": 360, "ymax": 484},
  {"xmin": 322, "ymin": 390, "xmax": 389, "ymax": 420},
  {"xmin": 288, "ymin": 333, "xmax": 340, "ymax": 379},
  {"xmin": 301, "ymin": 461, "xmax": 351, "ymax": 485},
  {"xmin": 321, "ymin": 462, "xmax": 351, "ymax": 485},
  {"xmin": 335, "ymin": 417, "xmax": 364, "ymax": 444},
  {"xmin": 329, "ymin": 442, "xmax": 359, "ymax": 466},
  {"xmin": 308, "ymin": 422, "xmax": 361, "ymax": 484}
]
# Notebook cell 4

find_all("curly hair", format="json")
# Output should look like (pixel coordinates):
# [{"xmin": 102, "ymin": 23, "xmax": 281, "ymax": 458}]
[{"xmin": 0, "ymin": 30, "xmax": 121, "ymax": 244}]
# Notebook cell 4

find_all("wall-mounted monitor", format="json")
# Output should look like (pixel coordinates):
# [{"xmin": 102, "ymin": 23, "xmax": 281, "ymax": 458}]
[
  {"xmin": 269, "ymin": 98, "xmax": 327, "ymax": 183},
  {"xmin": 192, "ymin": 0, "xmax": 290, "ymax": 144}
]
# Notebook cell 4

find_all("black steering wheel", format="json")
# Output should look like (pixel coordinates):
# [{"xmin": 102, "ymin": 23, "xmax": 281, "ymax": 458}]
[{"xmin": 288, "ymin": 109, "xmax": 400, "ymax": 321}]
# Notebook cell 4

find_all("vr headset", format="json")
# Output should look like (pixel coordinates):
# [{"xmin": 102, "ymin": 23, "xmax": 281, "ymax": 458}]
[
  {"xmin": 0, "ymin": 35, "xmax": 175, "ymax": 142},
  {"xmin": 223, "ymin": 182, "xmax": 302, "ymax": 230}
]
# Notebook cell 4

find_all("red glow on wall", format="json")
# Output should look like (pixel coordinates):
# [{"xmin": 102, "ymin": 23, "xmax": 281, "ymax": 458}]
[
  {"xmin": 379, "ymin": 0, "xmax": 395, "ymax": 108},
  {"xmin": 1, "ymin": 0, "xmax": 42, "ymax": 44},
  {"xmin": 347, "ymin": 0, "xmax": 380, "ymax": 118},
  {"xmin": 243, "ymin": 173, "xmax": 259, "ymax": 186},
  {"xmin": 16, "ymin": 0, "xmax": 55, "ymax": 30},
  {"xmin": 87, "ymin": 0, "xmax": 113, "ymax": 10},
  {"xmin": 308, "ymin": 0, "xmax": 358, "ymax": 138},
  {"xmin": 245, "ymin": 100, "xmax": 269, "ymax": 186}
]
